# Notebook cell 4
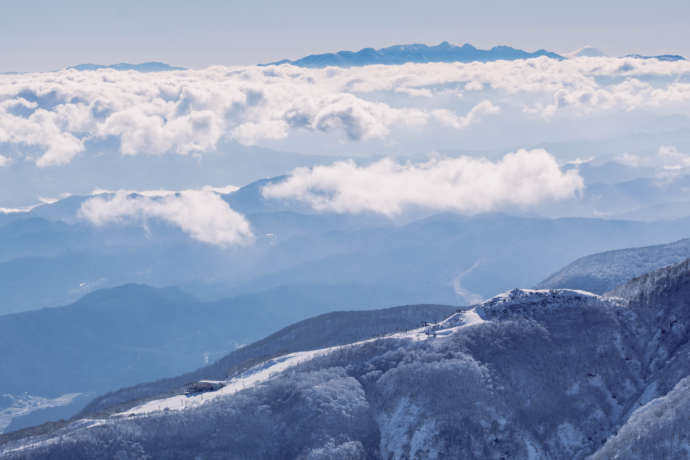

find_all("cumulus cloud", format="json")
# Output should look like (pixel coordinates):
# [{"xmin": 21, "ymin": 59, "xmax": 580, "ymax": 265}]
[
  {"xmin": 1, "ymin": 56, "xmax": 690, "ymax": 166},
  {"xmin": 262, "ymin": 149, "xmax": 584, "ymax": 216},
  {"xmin": 79, "ymin": 189, "xmax": 254, "ymax": 247}
]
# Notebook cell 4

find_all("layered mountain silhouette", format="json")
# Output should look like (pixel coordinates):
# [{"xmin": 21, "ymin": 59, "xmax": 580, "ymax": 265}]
[{"xmin": 263, "ymin": 42, "xmax": 687, "ymax": 68}]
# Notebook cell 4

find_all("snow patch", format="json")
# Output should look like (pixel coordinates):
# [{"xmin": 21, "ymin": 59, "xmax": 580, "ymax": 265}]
[{"xmin": 119, "ymin": 309, "xmax": 486, "ymax": 417}]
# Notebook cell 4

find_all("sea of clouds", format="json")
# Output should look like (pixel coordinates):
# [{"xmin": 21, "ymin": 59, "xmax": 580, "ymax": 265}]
[
  {"xmin": 2, "ymin": 57, "xmax": 689, "ymax": 167},
  {"xmin": 2, "ymin": 56, "xmax": 690, "ymax": 245}
]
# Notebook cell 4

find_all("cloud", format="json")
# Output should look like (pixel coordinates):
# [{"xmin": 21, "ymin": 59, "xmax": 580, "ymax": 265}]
[
  {"xmin": 89, "ymin": 184, "xmax": 239, "ymax": 198},
  {"xmin": 615, "ymin": 145, "xmax": 690, "ymax": 178},
  {"xmin": 0, "ymin": 154, "xmax": 9, "ymax": 167},
  {"xmin": 658, "ymin": 145, "xmax": 690, "ymax": 169},
  {"xmin": 262, "ymin": 149, "xmax": 584, "ymax": 216},
  {"xmin": 201, "ymin": 184, "xmax": 240, "ymax": 194},
  {"xmin": 432, "ymin": 100, "xmax": 500, "ymax": 129},
  {"xmin": 1, "ymin": 57, "xmax": 690, "ymax": 166},
  {"xmin": 79, "ymin": 189, "xmax": 254, "ymax": 247}
]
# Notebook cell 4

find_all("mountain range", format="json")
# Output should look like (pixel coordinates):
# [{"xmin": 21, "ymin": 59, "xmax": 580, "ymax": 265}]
[
  {"xmin": 537, "ymin": 238, "xmax": 690, "ymax": 293},
  {"xmin": 6, "ymin": 45, "xmax": 688, "ymax": 76},
  {"xmin": 263, "ymin": 42, "xmax": 687, "ymax": 67},
  {"xmin": 2, "ymin": 257, "xmax": 689, "ymax": 458},
  {"xmin": 3, "ymin": 175, "xmax": 690, "ymax": 317},
  {"xmin": 263, "ymin": 42, "xmax": 564, "ymax": 67}
]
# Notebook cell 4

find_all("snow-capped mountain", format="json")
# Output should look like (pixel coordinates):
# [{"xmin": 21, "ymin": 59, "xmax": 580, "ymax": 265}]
[
  {"xmin": 564, "ymin": 45, "xmax": 607, "ymax": 58},
  {"xmin": 563, "ymin": 46, "xmax": 686, "ymax": 61},
  {"xmin": 262, "ymin": 42, "xmax": 564, "ymax": 67},
  {"xmin": 537, "ymin": 238, "xmax": 690, "ymax": 294},
  {"xmin": 3, "ymin": 259, "xmax": 689, "ymax": 458}
]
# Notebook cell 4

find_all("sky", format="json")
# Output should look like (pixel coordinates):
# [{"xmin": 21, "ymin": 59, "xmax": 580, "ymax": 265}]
[{"xmin": 2, "ymin": 0, "xmax": 690, "ymax": 72}]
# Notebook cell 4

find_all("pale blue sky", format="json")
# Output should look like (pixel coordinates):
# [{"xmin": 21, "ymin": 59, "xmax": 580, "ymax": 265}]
[{"xmin": 1, "ymin": 0, "xmax": 689, "ymax": 72}]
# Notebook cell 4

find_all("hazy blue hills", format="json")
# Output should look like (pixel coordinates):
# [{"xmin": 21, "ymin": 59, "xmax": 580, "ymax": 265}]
[
  {"xmin": 4, "ymin": 260, "xmax": 690, "ymax": 458},
  {"xmin": 3, "ymin": 180, "xmax": 690, "ymax": 315},
  {"xmin": 66, "ymin": 62, "xmax": 185, "ymax": 72},
  {"xmin": 537, "ymin": 238, "xmax": 690, "ymax": 294},
  {"xmin": 263, "ymin": 41, "xmax": 564, "ymax": 67},
  {"xmin": 0, "ymin": 283, "xmax": 452, "ymax": 433}
]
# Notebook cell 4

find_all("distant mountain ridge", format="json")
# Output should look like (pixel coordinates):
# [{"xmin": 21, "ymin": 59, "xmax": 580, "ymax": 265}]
[
  {"xmin": 536, "ymin": 238, "xmax": 690, "ymax": 294},
  {"xmin": 66, "ymin": 62, "xmax": 185, "ymax": 72},
  {"xmin": 262, "ymin": 41, "xmax": 564, "ymax": 67},
  {"xmin": 623, "ymin": 54, "xmax": 686, "ymax": 61},
  {"xmin": 264, "ymin": 42, "xmax": 688, "ymax": 67}
]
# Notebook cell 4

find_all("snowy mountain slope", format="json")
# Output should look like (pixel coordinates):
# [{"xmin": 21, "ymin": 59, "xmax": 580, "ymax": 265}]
[
  {"xmin": 78, "ymin": 304, "xmax": 456, "ymax": 418},
  {"xmin": 590, "ymin": 375, "xmax": 690, "ymax": 459},
  {"xmin": 115, "ymin": 309, "xmax": 485, "ymax": 418},
  {"xmin": 537, "ymin": 238, "xmax": 690, "ymax": 294},
  {"xmin": 0, "ymin": 283, "xmax": 454, "ymax": 433},
  {"xmin": 4, "ymin": 258, "xmax": 690, "ymax": 458},
  {"xmin": 606, "ymin": 256, "xmax": 690, "ymax": 301},
  {"xmin": 263, "ymin": 42, "xmax": 563, "ymax": 67}
]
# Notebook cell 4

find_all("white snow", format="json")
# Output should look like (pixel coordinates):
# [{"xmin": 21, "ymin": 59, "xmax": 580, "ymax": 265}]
[
  {"xmin": 118, "ymin": 348, "xmax": 330, "ymax": 416},
  {"xmin": 118, "ymin": 309, "xmax": 487, "ymax": 417},
  {"xmin": 476, "ymin": 288, "xmax": 605, "ymax": 319}
]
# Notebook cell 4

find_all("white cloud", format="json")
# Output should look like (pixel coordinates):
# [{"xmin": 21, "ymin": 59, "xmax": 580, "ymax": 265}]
[
  {"xmin": 615, "ymin": 145, "xmax": 690, "ymax": 177},
  {"xmin": 0, "ymin": 154, "xmax": 9, "ymax": 167},
  {"xmin": 658, "ymin": 145, "xmax": 690, "ymax": 169},
  {"xmin": 201, "ymin": 184, "xmax": 240, "ymax": 194},
  {"xmin": 79, "ymin": 189, "xmax": 254, "ymax": 247},
  {"xmin": 262, "ymin": 149, "xmax": 584, "ymax": 216},
  {"xmin": 1, "ymin": 57, "xmax": 690, "ymax": 166},
  {"xmin": 615, "ymin": 152, "xmax": 644, "ymax": 168},
  {"xmin": 0, "ymin": 206, "xmax": 33, "ymax": 214},
  {"xmin": 432, "ymin": 100, "xmax": 500, "ymax": 129},
  {"xmin": 38, "ymin": 193, "xmax": 71, "ymax": 204},
  {"xmin": 565, "ymin": 157, "xmax": 595, "ymax": 166}
]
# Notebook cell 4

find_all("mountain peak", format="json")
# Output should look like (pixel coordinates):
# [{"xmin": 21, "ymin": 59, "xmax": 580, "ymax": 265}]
[
  {"xmin": 565, "ymin": 45, "xmax": 607, "ymax": 58},
  {"xmin": 476, "ymin": 288, "xmax": 605, "ymax": 319}
]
